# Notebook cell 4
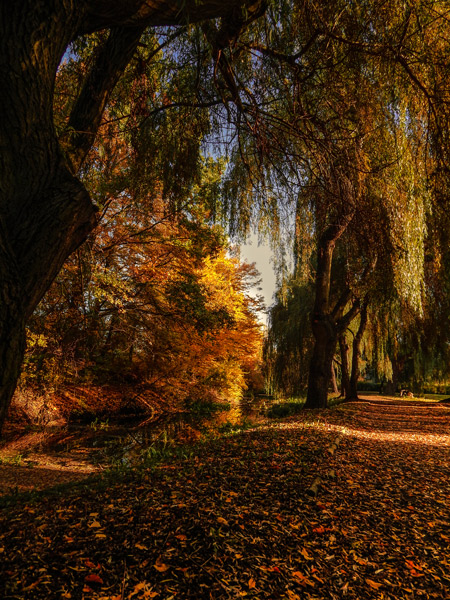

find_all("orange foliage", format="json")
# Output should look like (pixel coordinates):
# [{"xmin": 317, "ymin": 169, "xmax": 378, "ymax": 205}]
[
  {"xmin": 23, "ymin": 50, "xmax": 265, "ymax": 415},
  {"xmin": 23, "ymin": 189, "xmax": 265, "ymax": 412}
]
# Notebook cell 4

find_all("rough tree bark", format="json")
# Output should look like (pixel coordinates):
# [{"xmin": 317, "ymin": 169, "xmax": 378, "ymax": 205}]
[
  {"xmin": 0, "ymin": 0, "xmax": 265, "ymax": 435},
  {"xmin": 304, "ymin": 216, "xmax": 359, "ymax": 409}
]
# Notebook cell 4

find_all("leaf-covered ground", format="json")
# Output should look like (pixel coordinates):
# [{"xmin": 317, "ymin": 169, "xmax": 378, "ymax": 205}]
[{"xmin": 1, "ymin": 398, "xmax": 450, "ymax": 599}]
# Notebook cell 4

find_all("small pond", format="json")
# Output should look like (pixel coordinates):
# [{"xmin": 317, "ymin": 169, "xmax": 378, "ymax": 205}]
[{"xmin": 67, "ymin": 395, "xmax": 272, "ymax": 469}]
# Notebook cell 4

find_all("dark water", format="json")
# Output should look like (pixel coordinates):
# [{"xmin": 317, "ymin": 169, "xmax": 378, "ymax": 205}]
[{"xmin": 85, "ymin": 396, "xmax": 270, "ymax": 468}]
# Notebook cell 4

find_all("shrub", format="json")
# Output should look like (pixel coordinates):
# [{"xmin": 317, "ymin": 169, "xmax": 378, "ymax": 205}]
[
  {"xmin": 357, "ymin": 382, "xmax": 381, "ymax": 392},
  {"xmin": 266, "ymin": 400, "xmax": 305, "ymax": 418}
]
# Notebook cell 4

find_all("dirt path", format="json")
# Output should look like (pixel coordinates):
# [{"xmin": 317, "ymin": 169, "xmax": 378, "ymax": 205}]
[
  {"xmin": 319, "ymin": 398, "xmax": 450, "ymax": 599},
  {"xmin": 1, "ymin": 398, "xmax": 449, "ymax": 599}
]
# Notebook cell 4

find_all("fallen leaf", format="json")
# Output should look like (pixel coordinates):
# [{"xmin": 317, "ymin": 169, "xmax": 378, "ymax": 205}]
[
  {"xmin": 266, "ymin": 565, "xmax": 281, "ymax": 573},
  {"xmin": 154, "ymin": 557, "xmax": 170, "ymax": 572},
  {"xmin": 365, "ymin": 578, "xmax": 382, "ymax": 590},
  {"xmin": 293, "ymin": 571, "xmax": 315, "ymax": 586},
  {"xmin": 405, "ymin": 560, "xmax": 422, "ymax": 571},
  {"xmin": 312, "ymin": 526, "xmax": 332, "ymax": 534},
  {"xmin": 300, "ymin": 547, "xmax": 313, "ymax": 560},
  {"xmin": 85, "ymin": 573, "xmax": 104, "ymax": 585}
]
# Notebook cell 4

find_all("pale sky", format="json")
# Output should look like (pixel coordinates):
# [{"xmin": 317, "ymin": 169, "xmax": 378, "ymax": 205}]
[{"xmin": 238, "ymin": 235, "xmax": 277, "ymax": 324}]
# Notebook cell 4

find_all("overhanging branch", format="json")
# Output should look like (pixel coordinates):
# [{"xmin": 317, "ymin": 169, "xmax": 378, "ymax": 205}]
[
  {"xmin": 66, "ymin": 26, "xmax": 146, "ymax": 171},
  {"xmin": 80, "ymin": 0, "xmax": 267, "ymax": 35}
]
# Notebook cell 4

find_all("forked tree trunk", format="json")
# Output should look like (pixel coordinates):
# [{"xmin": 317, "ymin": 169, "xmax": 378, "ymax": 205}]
[{"xmin": 304, "ymin": 211, "xmax": 358, "ymax": 410}]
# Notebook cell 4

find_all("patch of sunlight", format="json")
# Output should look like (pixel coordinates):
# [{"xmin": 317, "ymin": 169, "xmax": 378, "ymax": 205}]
[{"xmin": 340, "ymin": 427, "xmax": 450, "ymax": 448}]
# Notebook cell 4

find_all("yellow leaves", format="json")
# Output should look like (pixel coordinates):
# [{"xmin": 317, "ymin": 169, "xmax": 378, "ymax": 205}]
[
  {"xmin": 292, "ymin": 571, "xmax": 315, "ymax": 587},
  {"xmin": 88, "ymin": 520, "xmax": 101, "ymax": 528},
  {"xmin": 153, "ymin": 557, "xmax": 170, "ymax": 572},
  {"xmin": 300, "ymin": 547, "xmax": 313, "ymax": 560},
  {"xmin": 25, "ymin": 329, "xmax": 48, "ymax": 349},
  {"xmin": 365, "ymin": 578, "xmax": 382, "ymax": 590},
  {"xmin": 405, "ymin": 559, "xmax": 425, "ymax": 577},
  {"xmin": 248, "ymin": 577, "xmax": 256, "ymax": 589},
  {"xmin": 87, "ymin": 516, "xmax": 107, "ymax": 539},
  {"xmin": 200, "ymin": 253, "xmax": 245, "ymax": 322},
  {"xmin": 128, "ymin": 582, "xmax": 158, "ymax": 599},
  {"xmin": 217, "ymin": 516, "xmax": 229, "ymax": 526}
]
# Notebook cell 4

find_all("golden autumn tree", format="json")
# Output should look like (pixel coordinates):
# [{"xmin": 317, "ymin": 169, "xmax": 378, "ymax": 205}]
[{"xmin": 22, "ymin": 175, "xmax": 264, "ymax": 414}]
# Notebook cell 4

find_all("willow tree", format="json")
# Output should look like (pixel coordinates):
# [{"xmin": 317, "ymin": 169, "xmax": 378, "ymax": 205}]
[
  {"xmin": 0, "ymin": 0, "xmax": 267, "ymax": 434},
  {"xmin": 264, "ymin": 277, "xmax": 315, "ymax": 397},
  {"xmin": 213, "ymin": 0, "xmax": 449, "ymax": 406},
  {"xmin": 232, "ymin": 0, "xmax": 449, "ymax": 408},
  {"xmin": 223, "ymin": 0, "xmax": 392, "ymax": 408}
]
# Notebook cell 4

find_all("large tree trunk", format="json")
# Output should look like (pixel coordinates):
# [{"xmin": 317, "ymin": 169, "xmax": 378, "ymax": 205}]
[
  {"xmin": 0, "ymin": 4, "xmax": 97, "ymax": 433},
  {"xmin": 0, "ymin": 0, "xmax": 266, "ymax": 435},
  {"xmin": 0, "ymin": 234, "xmax": 27, "ymax": 431},
  {"xmin": 304, "ymin": 212, "xmax": 358, "ymax": 409},
  {"xmin": 304, "ymin": 229, "xmax": 338, "ymax": 409},
  {"xmin": 305, "ymin": 315, "xmax": 337, "ymax": 408}
]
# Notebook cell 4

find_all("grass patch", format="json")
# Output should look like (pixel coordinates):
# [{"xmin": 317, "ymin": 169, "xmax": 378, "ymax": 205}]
[
  {"xmin": 216, "ymin": 419, "xmax": 255, "ymax": 434},
  {"xmin": 266, "ymin": 398, "xmax": 306, "ymax": 418},
  {"xmin": 185, "ymin": 400, "xmax": 231, "ymax": 416},
  {"xmin": 419, "ymin": 393, "xmax": 450, "ymax": 402},
  {"xmin": 266, "ymin": 394, "xmax": 345, "ymax": 418},
  {"xmin": 0, "ymin": 454, "xmax": 24, "ymax": 467}
]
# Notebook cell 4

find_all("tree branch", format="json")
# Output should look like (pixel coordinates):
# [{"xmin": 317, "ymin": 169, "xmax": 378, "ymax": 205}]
[
  {"xmin": 80, "ymin": 0, "xmax": 266, "ymax": 35},
  {"xmin": 337, "ymin": 297, "xmax": 361, "ymax": 333},
  {"xmin": 66, "ymin": 26, "xmax": 146, "ymax": 171}
]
